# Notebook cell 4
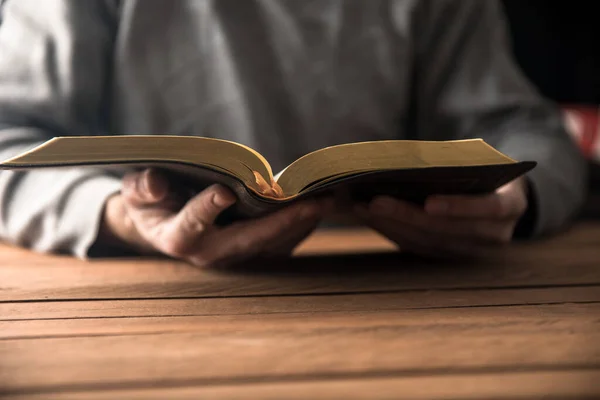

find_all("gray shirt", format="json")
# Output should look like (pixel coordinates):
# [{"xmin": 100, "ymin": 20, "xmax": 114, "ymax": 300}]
[{"xmin": 0, "ymin": 0, "xmax": 587, "ymax": 258}]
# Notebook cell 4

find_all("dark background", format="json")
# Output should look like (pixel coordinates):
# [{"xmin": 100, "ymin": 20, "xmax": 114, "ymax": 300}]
[
  {"xmin": 501, "ymin": 0, "xmax": 600, "ymax": 105},
  {"xmin": 501, "ymin": 1, "xmax": 600, "ymax": 202}
]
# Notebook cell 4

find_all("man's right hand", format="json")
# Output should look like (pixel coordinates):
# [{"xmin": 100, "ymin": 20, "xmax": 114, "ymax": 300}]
[{"xmin": 100, "ymin": 169, "xmax": 328, "ymax": 267}]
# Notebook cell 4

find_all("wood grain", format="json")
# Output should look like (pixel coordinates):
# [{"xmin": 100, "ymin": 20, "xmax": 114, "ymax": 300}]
[
  {"xmin": 1, "ymin": 302, "xmax": 599, "ymax": 340},
  {"xmin": 1, "ymin": 303, "xmax": 598, "ymax": 393},
  {"xmin": 293, "ymin": 227, "xmax": 398, "ymax": 255},
  {"xmin": 2, "ymin": 285, "xmax": 599, "ymax": 321},
  {"xmin": 4, "ymin": 370, "xmax": 600, "ymax": 400},
  {"xmin": 1, "ymin": 223, "xmax": 599, "ymax": 399},
  {"xmin": 3, "ymin": 370, "xmax": 599, "ymax": 400},
  {"xmin": 2, "ymin": 225, "xmax": 599, "ymax": 302}
]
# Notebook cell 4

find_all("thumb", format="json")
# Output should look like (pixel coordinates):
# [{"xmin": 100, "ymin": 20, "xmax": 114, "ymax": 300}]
[
  {"xmin": 122, "ymin": 169, "xmax": 169, "ymax": 207},
  {"xmin": 158, "ymin": 184, "xmax": 236, "ymax": 257},
  {"xmin": 173, "ymin": 184, "xmax": 237, "ymax": 232}
]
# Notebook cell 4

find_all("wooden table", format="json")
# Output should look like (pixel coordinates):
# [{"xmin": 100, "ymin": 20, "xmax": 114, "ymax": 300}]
[{"xmin": 1, "ymin": 223, "xmax": 599, "ymax": 399}]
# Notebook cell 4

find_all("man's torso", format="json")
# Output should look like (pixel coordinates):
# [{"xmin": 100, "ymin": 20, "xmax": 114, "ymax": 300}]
[{"xmin": 109, "ymin": 0, "xmax": 418, "ymax": 172}]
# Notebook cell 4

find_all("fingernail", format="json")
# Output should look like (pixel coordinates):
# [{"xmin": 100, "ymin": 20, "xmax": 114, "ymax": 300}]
[
  {"xmin": 139, "ymin": 171, "xmax": 152, "ymax": 198},
  {"xmin": 426, "ymin": 199, "xmax": 448, "ymax": 214},
  {"xmin": 145, "ymin": 170, "xmax": 169, "ymax": 200},
  {"xmin": 213, "ymin": 192, "xmax": 235, "ymax": 208},
  {"xmin": 370, "ymin": 197, "xmax": 396, "ymax": 215}
]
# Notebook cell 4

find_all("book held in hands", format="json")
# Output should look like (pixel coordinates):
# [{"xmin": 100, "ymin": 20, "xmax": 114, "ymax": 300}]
[{"xmin": 0, "ymin": 136, "xmax": 536, "ymax": 218}]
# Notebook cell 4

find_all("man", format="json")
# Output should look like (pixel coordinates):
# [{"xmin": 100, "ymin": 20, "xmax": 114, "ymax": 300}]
[{"xmin": 0, "ymin": 0, "xmax": 587, "ymax": 267}]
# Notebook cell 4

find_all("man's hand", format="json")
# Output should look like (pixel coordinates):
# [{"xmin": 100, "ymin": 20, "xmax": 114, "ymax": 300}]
[
  {"xmin": 355, "ymin": 178, "xmax": 529, "ymax": 257},
  {"xmin": 100, "ymin": 169, "xmax": 328, "ymax": 267}
]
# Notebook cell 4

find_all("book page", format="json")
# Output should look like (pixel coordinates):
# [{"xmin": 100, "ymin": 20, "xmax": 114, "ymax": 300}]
[
  {"xmin": 0, "ymin": 136, "xmax": 274, "ymax": 193},
  {"xmin": 276, "ymin": 139, "xmax": 516, "ymax": 195}
]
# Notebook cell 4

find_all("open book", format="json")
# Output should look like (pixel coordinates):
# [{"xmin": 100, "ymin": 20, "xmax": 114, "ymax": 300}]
[{"xmin": 0, "ymin": 136, "xmax": 536, "ymax": 218}]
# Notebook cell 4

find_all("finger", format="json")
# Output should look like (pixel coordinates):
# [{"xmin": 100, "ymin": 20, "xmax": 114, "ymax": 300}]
[
  {"xmin": 425, "ymin": 194, "xmax": 509, "ymax": 219},
  {"xmin": 122, "ymin": 169, "xmax": 170, "ymax": 207},
  {"xmin": 175, "ymin": 184, "xmax": 236, "ymax": 228},
  {"xmin": 120, "ymin": 170, "xmax": 180, "ymax": 250},
  {"xmin": 157, "ymin": 184, "xmax": 236, "ymax": 257},
  {"xmin": 359, "ymin": 209, "xmax": 489, "ymax": 258},
  {"xmin": 424, "ymin": 181, "xmax": 527, "ymax": 220},
  {"xmin": 121, "ymin": 168, "xmax": 195, "ymax": 251},
  {"xmin": 366, "ymin": 196, "xmax": 514, "ymax": 244},
  {"xmin": 188, "ymin": 200, "xmax": 322, "ymax": 267},
  {"xmin": 356, "ymin": 215, "xmax": 431, "ymax": 257}
]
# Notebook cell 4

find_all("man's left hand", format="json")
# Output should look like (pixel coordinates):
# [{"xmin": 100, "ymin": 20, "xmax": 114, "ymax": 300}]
[{"xmin": 355, "ymin": 178, "xmax": 529, "ymax": 258}]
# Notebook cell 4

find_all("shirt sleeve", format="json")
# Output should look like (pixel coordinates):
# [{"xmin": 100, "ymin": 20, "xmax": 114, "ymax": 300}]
[
  {"xmin": 407, "ymin": 0, "xmax": 588, "ymax": 237},
  {"xmin": 0, "ymin": 0, "xmax": 122, "ymax": 258}
]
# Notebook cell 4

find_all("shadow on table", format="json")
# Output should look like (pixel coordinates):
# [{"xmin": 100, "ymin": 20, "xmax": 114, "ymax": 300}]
[
  {"xmin": 204, "ymin": 226, "xmax": 598, "ymax": 294},
  {"xmin": 216, "ymin": 251, "xmax": 493, "ymax": 286}
]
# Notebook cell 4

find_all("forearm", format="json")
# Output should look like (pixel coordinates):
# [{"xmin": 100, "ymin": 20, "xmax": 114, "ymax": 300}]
[
  {"xmin": 472, "ymin": 104, "xmax": 588, "ymax": 237},
  {"xmin": 0, "ymin": 0, "xmax": 122, "ymax": 256},
  {"xmin": 0, "ymin": 128, "xmax": 122, "ymax": 258},
  {"xmin": 411, "ymin": 0, "xmax": 587, "ymax": 237}
]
